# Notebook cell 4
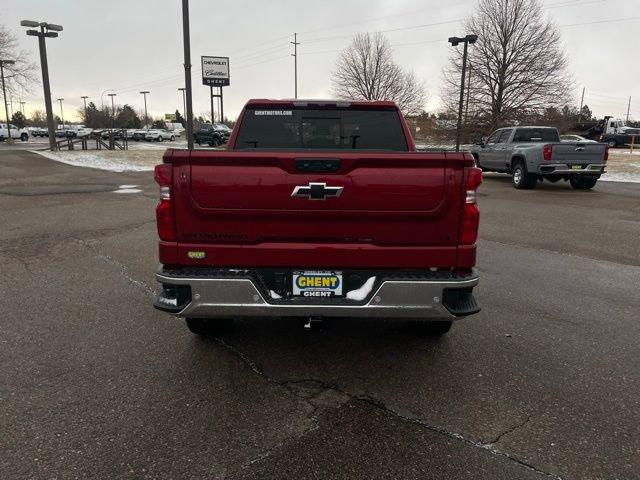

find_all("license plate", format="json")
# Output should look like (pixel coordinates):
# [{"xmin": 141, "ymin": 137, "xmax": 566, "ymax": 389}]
[
  {"xmin": 292, "ymin": 271, "xmax": 343, "ymax": 297},
  {"xmin": 571, "ymin": 165, "xmax": 582, "ymax": 170}
]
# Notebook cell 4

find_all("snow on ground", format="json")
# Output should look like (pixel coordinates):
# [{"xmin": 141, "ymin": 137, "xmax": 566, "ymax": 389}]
[{"xmin": 34, "ymin": 149, "xmax": 163, "ymax": 172}]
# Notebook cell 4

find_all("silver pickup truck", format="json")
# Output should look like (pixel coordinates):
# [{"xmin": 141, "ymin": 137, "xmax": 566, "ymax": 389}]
[{"xmin": 470, "ymin": 126, "xmax": 607, "ymax": 190}]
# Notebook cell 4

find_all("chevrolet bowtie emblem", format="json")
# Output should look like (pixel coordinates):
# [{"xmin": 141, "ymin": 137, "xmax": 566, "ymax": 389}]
[{"xmin": 291, "ymin": 182, "xmax": 344, "ymax": 201}]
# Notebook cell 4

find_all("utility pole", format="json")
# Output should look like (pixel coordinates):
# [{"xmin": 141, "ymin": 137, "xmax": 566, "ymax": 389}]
[
  {"xmin": 578, "ymin": 87, "xmax": 585, "ymax": 123},
  {"xmin": 140, "ymin": 91, "xmax": 149, "ymax": 128},
  {"xmin": 0, "ymin": 59, "xmax": 15, "ymax": 143},
  {"xmin": 20, "ymin": 20, "xmax": 63, "ymax": 151},
  {"xmin": 81, "ymin": 95, "xmax": 88, "ymax": 124},
  {"xmin": 626, "ymin": 96, "xmax": 632, "ymax": 123},
  {"xmin": 464, "ymin": 61, "xmax": 472, "ymax": 126},
  {"xmin": 181, "ymin": 0, "xmax": 194, "ymax": 149},
  {"xmin": 178, "ymin": 87, "xmax": 186, "ymax": 121},
  {"xmin": 291, "ymin": 33, "xmax": 299, "ymax": 99},
  {"xmin": 449, "ymin": 34, "xmax": 477, "ymax": 152},
  {"xmin": 108, "ymin": 93, "xmax": 116, "ymax": 129},
  {"xmin": 57, "ymin": 98, "xmax": 64, "ymax": 129}
]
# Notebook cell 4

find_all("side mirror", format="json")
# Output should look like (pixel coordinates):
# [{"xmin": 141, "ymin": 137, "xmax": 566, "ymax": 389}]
[{"xmin": 475, "ymin": 136, "xmax": 486, "ymax": 147}]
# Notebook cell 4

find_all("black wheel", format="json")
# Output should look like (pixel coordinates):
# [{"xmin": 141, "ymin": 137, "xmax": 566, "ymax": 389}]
[
  {"xmin": 185, "ymin": 317, "xmax": 234, "ymax": 336},
  {"xmin": 170, "ymin": 135, "xmax": 175, "ymax": 141},
  {"xmin": 406, "ymin": 320, "xmax": 453, "ymax": 337},
  {"xmin": 158, "ymin": 136, "xmax": 163, "ymax": 142},
  {"xmin": 570, "ymin": 176, "xmax": 598, "ymax": 190},
  {"xmin": 213, "ymin": 137, "xmax": 221, "ymax": 147},
  {"xmin": 512, "ymin": 161, "xmax": 537, "ymax": 189},
  {"xmin": 20, "ymin": 133, "xmax": 28, "ymax": 142},
  {"xmin": 607, "ymin": 139, "xmax": 617, "ymax": 148}
]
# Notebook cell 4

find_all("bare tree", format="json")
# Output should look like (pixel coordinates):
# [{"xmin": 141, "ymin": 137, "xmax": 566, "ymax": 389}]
[
  {"xmin": 442, "ymin": 0, "xmax": 572, "ymax": 130},
  {"xmin": 30, "ymin": 109, "xmax": 46, "ymax": 127},
  {"xmin": 332, "ymin": 32, "xmax": 427, "ymax": 116},
  {"xmin": 0, "ymin": 23, "xmax": 38, "ymax": 96}
]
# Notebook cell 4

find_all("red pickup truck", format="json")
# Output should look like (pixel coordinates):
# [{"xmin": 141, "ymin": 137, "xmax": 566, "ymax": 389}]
[{"xmin": 153, "ymin": 99, "xmax": 481, "ymax": 336}]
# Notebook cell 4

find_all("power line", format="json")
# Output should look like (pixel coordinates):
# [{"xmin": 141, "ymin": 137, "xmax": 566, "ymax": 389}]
[{"xmin": 560, "ymin": 16, "xmax": 640, "ymax": 28}]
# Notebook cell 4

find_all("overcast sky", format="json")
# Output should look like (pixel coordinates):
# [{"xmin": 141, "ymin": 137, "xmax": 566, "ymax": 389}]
[{"xmin": 2, "ymin": 0, "xmax": 639, "ymax": 123}]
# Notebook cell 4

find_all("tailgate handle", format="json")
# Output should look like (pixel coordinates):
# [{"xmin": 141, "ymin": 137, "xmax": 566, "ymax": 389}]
[{"xmin": 295, "ymin": 158, "xmax": 341, "ymax": 173}]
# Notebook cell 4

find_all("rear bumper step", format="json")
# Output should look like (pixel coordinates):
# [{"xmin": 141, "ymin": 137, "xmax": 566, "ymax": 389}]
[
  {"xmin": 154, "ymin": 267, "xmax": 480, "ymax": 320},
  {"xmin": 539, "ymin": 164, "xmax": 605, "ymax": 175}
]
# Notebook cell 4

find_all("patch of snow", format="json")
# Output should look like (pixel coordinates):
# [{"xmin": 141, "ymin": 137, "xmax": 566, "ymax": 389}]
[
  {"xmin": 600, "ymin": 172, "xmax": 640, "ymax": 183},
  {"xmin": 269, "ymin": 290, "xmax": 282, "ymax": 299},
  {"xmin": 118, "ymin": 184, "xmax": 138, "ymax": 188},
  {"xmin": 346, "ymin": 276, "xmax": 376, "ymax": 301},
  {"xmin": 33, "ymin": 150, "xmax": 155, "ymax": 172},
  {"xmin": 113, "ymin": 188, "xmax": 142, "ymax": 194}
]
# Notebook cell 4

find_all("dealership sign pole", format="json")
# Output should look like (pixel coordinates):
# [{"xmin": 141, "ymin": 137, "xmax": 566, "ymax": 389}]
[{"xmin": 202, "ymin": 56, "xmax": 229, "ymax": 123}]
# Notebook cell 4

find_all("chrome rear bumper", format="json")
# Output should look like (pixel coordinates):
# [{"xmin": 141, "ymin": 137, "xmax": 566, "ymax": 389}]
[
  {"xmin": 154, "ymin": 268, "xmax": 480, "ymax": 320},
  {"xmin": 539, "ymin": 164, "xmax": 605, "ymax": 175}
]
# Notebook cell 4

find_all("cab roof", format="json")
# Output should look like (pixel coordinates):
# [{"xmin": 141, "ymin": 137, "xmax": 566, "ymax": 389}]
[{"xmin": 245, "ymin": 98, "xmax": 398, "ymax": 109}]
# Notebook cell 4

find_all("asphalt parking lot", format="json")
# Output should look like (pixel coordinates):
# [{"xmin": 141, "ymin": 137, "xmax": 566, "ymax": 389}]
[{"xmin": 1, "ymin": 150, "xmax": 639, "ymax": 480}]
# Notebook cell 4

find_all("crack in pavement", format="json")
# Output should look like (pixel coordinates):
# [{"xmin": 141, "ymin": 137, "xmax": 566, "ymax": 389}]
[
  {"xmin": 73, "ymin": 238, "xmax": 157, "ymax": 298},
  {"xmin": 213, "ymin": 337, "xmax": 564, "ymax": 480},
  {"xmin": 485, "ymin": 415, "xmax": 532, "ymax": 446}
]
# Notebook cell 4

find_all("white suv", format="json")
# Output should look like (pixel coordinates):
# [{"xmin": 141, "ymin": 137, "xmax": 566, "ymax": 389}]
[{"xmin": 0, "ymin": 124, "xmax": 29, "ymax": 142}]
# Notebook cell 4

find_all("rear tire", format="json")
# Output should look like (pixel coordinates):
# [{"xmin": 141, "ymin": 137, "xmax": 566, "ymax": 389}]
[
  {"xmin": 185, "ymin": 317, "xmax": 234, "ymax": 336},
  {"xmin": 570, "ymin": 176, "xmax": 598, "ymax": 190},
  {"xmin": 158, "ymin": 136, "xmax": 163, "ymax": 142},
  {"xmin": 170, "ymin": 135, "xmax": 175, "ymax": 141},
  {"xmin": 607, "ymin": 139, "xmax": 617, "ymax": 148},
  {"xmin": 21, "ymin": 133, "xmax": 28, "ymax": 141},
  {"xmin": 512, "ymin": 161, "xmax": 537, "ymax": 189},
  {"xmin": 407, "ymin": 320, "xmax": 453, "ymax": 337}
]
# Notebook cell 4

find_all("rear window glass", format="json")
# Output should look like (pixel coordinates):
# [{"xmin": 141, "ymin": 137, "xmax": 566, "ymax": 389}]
[
  {"xmin": 513, "ymin": 128, "xmax": 559, "ymax": 142},
  {"xmin": 235, "ymin": 108, "xmax": 408, "ymax": 151}
]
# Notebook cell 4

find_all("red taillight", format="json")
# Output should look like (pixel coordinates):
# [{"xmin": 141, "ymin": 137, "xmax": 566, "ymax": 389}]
[
  {"xmin": 154, "ymin": 164, "xmax": 176, "ymax": 242},
  {"xmin": 604, "ymin": 145, "xmax": 609, "ymax": 162},
  {"xmin": 460, "ymin": 167, "xmax": 482, "ymax": 245},
  {"xmin": 543, "ymin": 144, "xmax": 553, "ymax": 161}
]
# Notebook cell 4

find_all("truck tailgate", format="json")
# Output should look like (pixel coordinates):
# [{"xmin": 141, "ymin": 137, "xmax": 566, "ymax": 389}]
[
  {"xmin": 166, "ymin": 149, "xmax": 469, "ymax": 269},
  {"xmin": 551, "ymin": 142, "xmax": 606, "ymax": 163}
]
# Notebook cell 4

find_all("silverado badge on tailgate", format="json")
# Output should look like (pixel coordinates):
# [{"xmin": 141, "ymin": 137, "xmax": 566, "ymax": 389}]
[{"xmin": 293, "ymin": 271, "xmax": 343, "ymax": 297}]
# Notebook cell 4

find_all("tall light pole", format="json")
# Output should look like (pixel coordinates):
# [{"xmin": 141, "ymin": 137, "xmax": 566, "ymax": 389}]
[
  {"xmin": 448, "ymin": 34, "xmax": 477, "ymax": 152},
  {"xmin": 20, "ymin": 20, "xmax": 62, "ymax": 151},
  {"xmin": 181, "ymin": 0, "xmax": 194, "ymax": 149},
  {"xmin": 140, "ymin": 91, "xmax": 149, "ymax": 129},
  {"xmin": 291, "ymin": 33, "xmax": 300, "ymax": 99},
  {"xmin": 178, "ymin": 87, "xmax": 186, "ymax": 120},
  {"xmin": 57, "ymin": 98, "xmax": 64, "ymax": 129},
  {"xmin": 0, "ymin": 59, "xmax": 16, "ymax": 143},
  {"xmin": 108, "ymin": 93, "xmax": 117, "ymax": 129},
  {"xmin": 80, "ymin": 95, "xmax": 88, "ymax": 124}
]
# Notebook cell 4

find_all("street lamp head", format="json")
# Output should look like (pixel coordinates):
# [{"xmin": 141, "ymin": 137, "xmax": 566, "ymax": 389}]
[
  {"xmin": 26, "ymin": 30, "xmax": 39, "ymax": 36},
  {"xmin": 45, "ymin": 23, "xmax": 64, "ymax": 32},
  {"xmin": 465, "ymin": 34, "xmax": 478, "ymax": 44},
  {"xmin": 81, "ymin": 96, "xmax": 89, "ymax": 99},
  {"xmin": 140, "ymin": 91, "xmax": 149, "ymax": 94},
  {"xmin": 57, "ymin": 98, "xmax": 64, "ymax": 101},
  {"xmin": 44, "ymin": 32, "xmax": 59, "ymax": 38},
  {"xmin": 20, "ymin": 20, "xmax": 40, "ymax": 27},
  {"xmin": 178, "ymin": 87, "xmax": 186, "ymax": 91},
  {"xmin": 448, "ymin": 36, "xmax": 463, "ymax": 46},
  {"xmin": 0, "ymin": 59, "xmax": 16, "ymax": 65}
]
